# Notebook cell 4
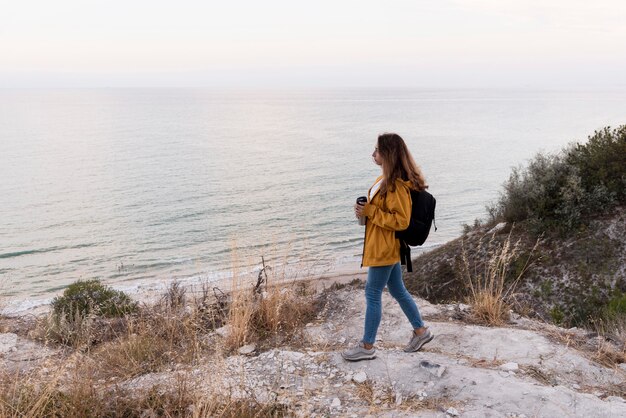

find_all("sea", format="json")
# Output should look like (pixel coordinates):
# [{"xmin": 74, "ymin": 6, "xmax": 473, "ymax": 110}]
[{"xmin": 1, "ymin": 88, "xmax": 625, "ymax": 313}]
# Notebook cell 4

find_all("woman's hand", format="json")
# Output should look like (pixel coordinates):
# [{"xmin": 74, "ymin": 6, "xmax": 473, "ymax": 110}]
[{"xmin": 354, "ymin": 202, "xmax": 366, "ymax": 219}]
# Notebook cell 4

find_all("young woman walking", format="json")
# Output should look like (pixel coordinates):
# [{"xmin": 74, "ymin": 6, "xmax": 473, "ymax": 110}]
[{"xmin": 342, "ymin": 133, "xmax": 433, "ymax": 361}]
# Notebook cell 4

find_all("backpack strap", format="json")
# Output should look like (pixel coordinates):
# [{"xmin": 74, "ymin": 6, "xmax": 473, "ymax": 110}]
[{"xmin": 399, "ymin": 240, "xmax": 413, "ymax": 273}]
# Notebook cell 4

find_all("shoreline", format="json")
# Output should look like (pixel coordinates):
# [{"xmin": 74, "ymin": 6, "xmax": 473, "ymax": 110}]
[
  {"xmin": 1, "ymin": 261, "xmax": 366, "ymax": 317},
  {"xmin": 1, "ymin": 243, "xmax": 443, "ymax": 318}
]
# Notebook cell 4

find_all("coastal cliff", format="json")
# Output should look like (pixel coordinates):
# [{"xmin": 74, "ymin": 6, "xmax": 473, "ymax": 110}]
[
  {"xmin": 1, "ymin": 126, "xmax": 624, "ymax": 416},
  {"xmin": 1, "ymin": 276, "xmax": 625, "ymax": 417}
]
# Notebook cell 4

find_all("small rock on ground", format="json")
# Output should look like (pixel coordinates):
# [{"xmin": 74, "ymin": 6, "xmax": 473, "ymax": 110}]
[{"xmin": 353, "ymin": 371, "xmax": 367, "ymax": 383}]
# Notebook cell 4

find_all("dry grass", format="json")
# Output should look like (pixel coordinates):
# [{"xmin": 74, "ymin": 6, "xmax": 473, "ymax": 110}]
[
  {"xmin": 354, "ymin": 381, "xmax": 376, "ymax": 406},
  {"xmin": 544, "ymin": 325, "xmax": 626, "ymax": 370},
  {"xmin": 591, "ymin": 339, "xmax": 626, "ymax": 368},
  {"xmin": 225, "ymin": 282, "xmax": 318, "ymax": 351},
  {"xmin": 353, "ymin": 381, "xmax": 455, "ymax": 414},
  {"xmin": 225, "ymin": 274, "xmax": 257, "ymax": 350},
  {"xmin": 31, "ymin": 310, "xmax": 99, "ymax": 348},
  {"xmin": 224, "ymin": 265, "xmax": 319, "ymax": 352},
  {"xmin": 0, "ymin": 364, "xmax": 289, "ymax": 418},
  {"xmin": 90, "ymin": 286, "xmax": 224, "ymax": 380},
  {"xmin": 25, "ymin": 279, "xmax": 228, "ymax": 381},
  {"xmin": 522, "ymin": 365, "xmax": 557, "ymax": 386},
  {"xmin": 461, "ymin": 229, "xmax": 537, "ymax": 326},
  {"xmin": 593, "ymin": 313, "xmax": 626, "ymax": 347},
  {"xmin": 595, "ymin": 317, "xmax": 626, "ymax": 368},
  {"xmin": 0, "ymin": 256, "xmax": 322, "ymax": 417}
]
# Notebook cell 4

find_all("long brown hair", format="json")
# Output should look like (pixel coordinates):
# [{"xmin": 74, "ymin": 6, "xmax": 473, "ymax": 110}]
[{"xmin": 377, "ymin": 133, "xmax": 428, "ymax": 195}]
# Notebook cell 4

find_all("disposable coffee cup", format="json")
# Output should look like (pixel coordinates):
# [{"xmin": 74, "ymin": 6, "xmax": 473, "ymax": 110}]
[{"xmin": 356, "ymin": 196, "xmax": 367, "ymax": 225}]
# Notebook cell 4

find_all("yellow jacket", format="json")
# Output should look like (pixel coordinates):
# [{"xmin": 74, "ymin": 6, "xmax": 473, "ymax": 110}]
[{"xmin": 361, "ymin": 176, "xmax": 412, "ymax": 267}]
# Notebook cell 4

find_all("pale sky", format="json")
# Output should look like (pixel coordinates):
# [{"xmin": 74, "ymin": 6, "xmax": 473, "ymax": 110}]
[{"xmin": 1, "ymin": 0, "xmax": 625, "ymax": 88}]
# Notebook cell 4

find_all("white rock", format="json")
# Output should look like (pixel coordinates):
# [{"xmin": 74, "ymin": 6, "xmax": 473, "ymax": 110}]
[
  {"xmin": 395, "ymin": 392, "xmax": 402, "ymax": 406},
  {"xmin": 488, "ymin": 222, "xmax": 507, "ymax": 234},
  {"xmin": 238, "ymin": 344, "xmax": 256, "ymax": 355},
  {"xmin": 280, "ymin": 350, "xmax": 305, "ymax": 362},
  {"xmin": 0, "ymin": 333, "xmax": 18, "ymax": 354},
  {"xmin": 499, "ymin": 362, "xmax": 519, "ymax": 371},
  {"xmin": 420, "ymin": 360, "xmax": 446, "ymax": 378},
  {"xmin": 606, "ymin": 396, "xmax": 625, "ymax": 403},
  {"xmin": 331, "ymin": 397, "xmax": 341, "ymax": 408},
  {"xmin": 215, "ymin": 325, "xmax": 230, "ymax": 338},
  {"xmin": 353, "ymin": 371, "xmax": 368, "ymax": 384},
  {"xmin": 619, "ymin": 363, "xmax": 626, "ymax": 372},
  {"xmin": 458, "ymin": 303, "xmax": 471, "ymax": 311},
  {"xmin": 446, "ymin": 407, "xmax": 460, "ymax": 416}
]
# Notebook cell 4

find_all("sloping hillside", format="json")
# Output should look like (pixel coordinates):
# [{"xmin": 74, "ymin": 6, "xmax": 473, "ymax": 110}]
[
  {"xmin": 407, "ymin": 126, "xmax": 626, "ymax": 331},
  {"xmin": 405, "ymin": 206, "xmax": 625, "ymax": 329}
]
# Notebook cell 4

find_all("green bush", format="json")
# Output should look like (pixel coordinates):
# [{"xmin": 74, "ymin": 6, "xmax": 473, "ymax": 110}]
[
  {"xmin": 604, "ymin": 292, "xmax": 626, "ymax": 319},
  {"xmin": 52, "ymin": 279, "xmax": 137, "ymax": 320},
  {"xmin": 566, "ymin": 126, "xmax": 626, "ymax": 203},
  {"xmin": 550, "ymin": 305, "xmax": 565, "ymax": 325},
  {"xmin": 490, "ymin": 125, "xmax": 625, "ymax": 233}
]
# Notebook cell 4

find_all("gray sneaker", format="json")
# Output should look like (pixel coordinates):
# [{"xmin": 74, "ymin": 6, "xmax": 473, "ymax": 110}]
[
  {"xmin": 403, "ymin": 328, "xmax": 433, "ymax": 352},
  {"xmin": 342, "ymin": 342, "xmax": 376, "ymax": 361}
]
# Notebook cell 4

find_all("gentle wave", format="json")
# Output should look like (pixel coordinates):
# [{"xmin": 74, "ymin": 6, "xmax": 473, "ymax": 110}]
[
  {"xmin": 0, "ymin": 247, "xmax": 65, "ymax": 259},
  {"xmin": 2, "ymin": 88, "xmax": 625, "ymax": 303},
  {"xmin": 0, "ymin": 243, "xmax": 97, "ymax": 259}
]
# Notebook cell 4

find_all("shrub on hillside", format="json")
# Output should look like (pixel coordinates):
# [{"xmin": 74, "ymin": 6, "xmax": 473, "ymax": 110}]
[
  {"xmin": 52, "ymin": 279, "xmax": 137, "ymax": 320},
  {"xmin": 566, "ymin": 125, "xmax": 626, "ymax": 203},
  {"xmin": 489, "ymin": 125, "xmax": 625, "ymax": 232}
]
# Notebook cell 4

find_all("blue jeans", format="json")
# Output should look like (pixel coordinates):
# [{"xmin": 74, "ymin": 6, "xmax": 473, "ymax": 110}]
[{"xmin": 363, "ymin": 262, "xmax": 424, "ymax": 345}]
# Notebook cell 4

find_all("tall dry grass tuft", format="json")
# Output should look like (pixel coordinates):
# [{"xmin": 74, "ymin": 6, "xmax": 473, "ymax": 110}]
[
  {"xmin": 0, "ymin": 354, "xmax": 90, "ymax": 418},
  {"xmin": 91, "ymin": 284, "xmax": 219, "ymax": 380},
  {"xmin": 462, "ymin": 229, "xmax": 537, "ymax": 326},
  {"xmin": 225, "ymin": 275, "xmax": 317, "ymax": 351},
  {"xmin": 33, "ymin": 310, "xmax": 98, "ymax": 348},
  {"xmin": 252, "ymin": 283, "xmax": 316, "ymax": 344},
  {"xmin": 590, "ymin": 315, "xmax": 626, "ymax": 368},
  {"xmin": 225, "ymin": 269, "xmax": 256, "ymax": 349},
  {"xmin": 223, "ymin": 244, "xmax": 320, "ymax": 352}
]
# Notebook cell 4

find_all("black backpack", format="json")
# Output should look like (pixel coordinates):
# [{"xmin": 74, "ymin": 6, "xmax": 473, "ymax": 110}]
[{"xmin": 396, "ymin": 189, "xmax": 436, "ymax": 272}]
